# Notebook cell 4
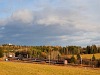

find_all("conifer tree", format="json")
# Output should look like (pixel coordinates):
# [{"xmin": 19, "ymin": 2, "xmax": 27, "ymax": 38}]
[
  {"xmin": 0, "ymin": 48, "xmax": 3, "ymax": 58},
  {"xmin": 92, "ymin": 54, "xmax": 96, "ymax": 61},
  {"xmin": 70, "ymin": 55, "xmax": 76, "ymax": 63},
  {"xmin": 77, "ymin": 53, "xmax": 81, "ymax": 60}
]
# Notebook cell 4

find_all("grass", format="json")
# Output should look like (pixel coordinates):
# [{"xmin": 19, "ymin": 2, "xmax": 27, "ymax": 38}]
[
  {"xmin": 66, "ymin": 53, "xmax": 100, "ymax": 59},
  {"xmin": 81, "ymin": 53, "xmax": 100, "ymax": 59},
  {"xmin": 0, "ymin": 61, "xmax": 100, "ymax": 75}
]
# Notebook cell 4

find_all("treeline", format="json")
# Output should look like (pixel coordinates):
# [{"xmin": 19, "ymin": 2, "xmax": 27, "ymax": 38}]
[
  {"xmin": 85, "ymin": 45, "xmax": 100, "ymax": 54},
  {"xmin": 0, "ymin": 44, "xmax": 100, "ymax": 58}
]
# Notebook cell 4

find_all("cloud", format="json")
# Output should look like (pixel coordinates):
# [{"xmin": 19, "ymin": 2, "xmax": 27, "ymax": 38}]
[
  {"xmin": 0, "ymin": 34, "xmax": 3, "ymax": 38},
  {"xmin": 37, "ymin": 15, "xmax": 67, "ymax": 26},
  {"xmin": 0, "ymin": 19, "xmax": 7, "ymax": 26},
  {"xmin": 0, "ymin": 0, "xmax": 100, "ymax": 46},
  {"xmin": 11, "ymin": 9, "xmax": 34, "ymax": 24}
]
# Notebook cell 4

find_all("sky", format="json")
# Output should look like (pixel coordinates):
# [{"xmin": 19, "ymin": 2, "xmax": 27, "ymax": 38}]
[{"xmin": 0, "ymin": 0, "xmax": 100, "ymax": 47}]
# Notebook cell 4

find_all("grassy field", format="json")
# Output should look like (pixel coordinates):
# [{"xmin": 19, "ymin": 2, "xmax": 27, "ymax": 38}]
[
  {"xmin": 67, "ymin": 53, "xmax": 100, "ymax": 59},
  {"xmin": 0, "ymin": 61, "xmax": 100, "ymax": 75}
]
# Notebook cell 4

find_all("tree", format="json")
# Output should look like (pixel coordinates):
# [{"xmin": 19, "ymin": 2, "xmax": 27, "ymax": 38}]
[
  {"xmin": 77, "ymin": 53, "xmax": 81, "ymax": 60},
  {"xmin": 57, "ymin": 54, "xmax": 60, "ymax": 61},
  {"xmin": 86, "ymin": 46, "xmax": 91, "ymax": 54},
  {"xmin": 92, "ymin": 54, "xmax": 96, "ymax": 61},
  {"xmin": 41, "ymin": 52, "xmax": 47, "ymax": 59},
  {"xmin": 0, "ymin": 48, "xmax": 3, "ymax": 58},
  {"xmin": 70, "ymin": 55, "xmax": 76, "ymax": 63},
  {"xmin": 91, "ymin": 45, "xmax": 98, "ymax": 53},
  {"xmin": 98, "ymin": 47, "xmax": 100, "ymax": 53}
]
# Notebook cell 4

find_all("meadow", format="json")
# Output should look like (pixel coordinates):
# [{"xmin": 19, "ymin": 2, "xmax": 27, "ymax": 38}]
[
  {"xmin": 0, "ymin": 61, "xmax": 100, "ymax": 75},
  {"xmin": 66, "ymin": 53, "xmax": 100, "ymax": 59}
]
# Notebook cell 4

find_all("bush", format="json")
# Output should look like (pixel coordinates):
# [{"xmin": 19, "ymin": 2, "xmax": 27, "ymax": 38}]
[
  {"xmin": 96, "ymin": 59, "xmax": 100, "ymax": 67},
  {"xmin": 82, "ymin": 59, "xmax": 90, "ymax": 65}
]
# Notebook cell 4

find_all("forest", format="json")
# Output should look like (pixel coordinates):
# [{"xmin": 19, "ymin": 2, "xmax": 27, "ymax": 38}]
[
  {"xmin": 0, "ymin": 44, "xmax": 100, "ymax": 67},
  {"xmin": 0, "ymin": 44, "xmax": 100, "ymax": 59}
]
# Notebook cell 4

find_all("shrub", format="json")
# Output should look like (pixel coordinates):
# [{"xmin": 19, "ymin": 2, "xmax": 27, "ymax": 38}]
[{"xmin": 96, "ymin": 59, "xmax": 100, "ymax": 67}]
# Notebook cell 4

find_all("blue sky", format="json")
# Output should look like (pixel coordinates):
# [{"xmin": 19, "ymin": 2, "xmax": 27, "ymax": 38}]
[{"xmin": 0, "ymin": 0, "xmax": 100, "ymax": 46}]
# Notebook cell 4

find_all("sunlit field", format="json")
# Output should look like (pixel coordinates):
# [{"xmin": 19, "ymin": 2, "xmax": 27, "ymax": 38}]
[
  {"xmin": 81, "ymin": 53, "xmax": 100, "ymax": 59},
  {"xmin": 67, "ymin": 53, "xmax": 100, "ymax": 59},
  {"xmin": 0, "ymin": 61, "xmax": 100, "ymax": 75}
]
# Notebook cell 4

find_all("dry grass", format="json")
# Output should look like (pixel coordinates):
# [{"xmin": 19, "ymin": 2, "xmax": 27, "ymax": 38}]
[
  {"xmin": 0, "ymin": 61, "xmax": 100, "ymax": 75},
  {"xmin": 66, "ymin": 53, "xmax": 100, "ymax": 59},
  {"xmin": 81, "ymin": 53, "xmax": 100, "ymax": 59}
]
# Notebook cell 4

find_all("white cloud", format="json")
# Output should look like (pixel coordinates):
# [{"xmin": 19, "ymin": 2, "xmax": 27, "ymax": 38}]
[
  {"xmin": 2, "ymin": 6, "xmax": 100, "ymax": 32},
  {"xmin": 37, "ymin": 15, "xmax": 69, "ymax": 26},
  {"xmin": 11, "ymin": 9, "xmax": 34, "ymax": 24},
  {"xmin": 0, "ymin": 0, "xmax": 100, "ymax": 46}
]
